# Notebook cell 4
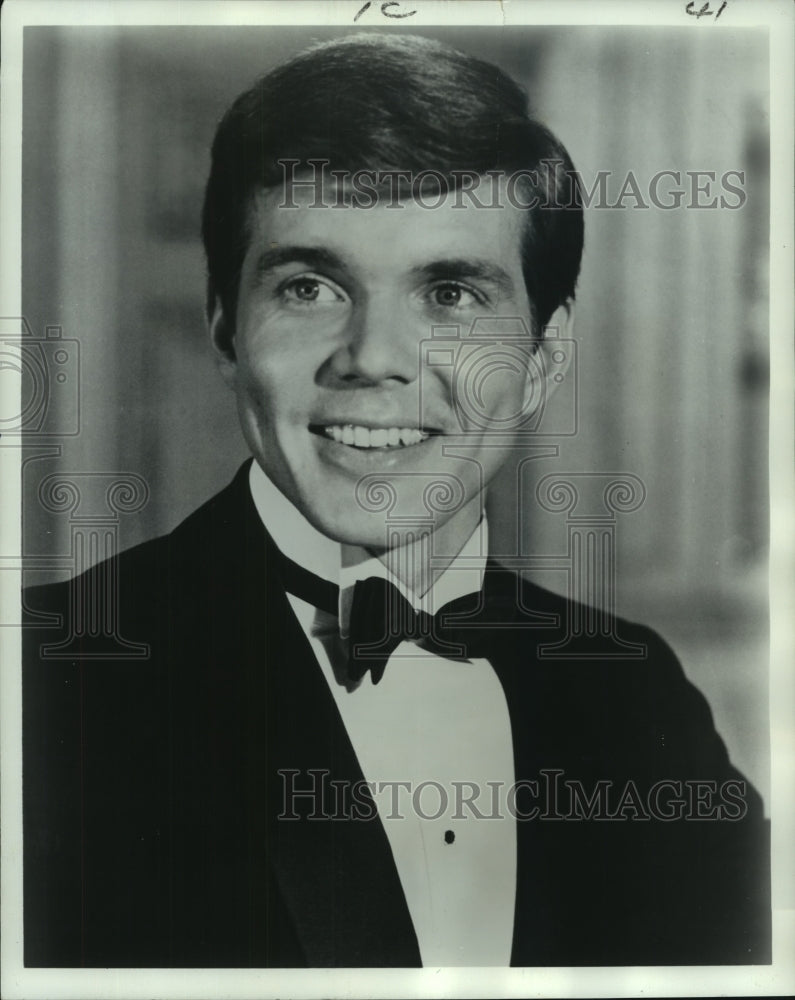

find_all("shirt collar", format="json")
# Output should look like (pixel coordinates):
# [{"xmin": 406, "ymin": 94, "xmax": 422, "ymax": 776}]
[{"xmin": 248, "ymin": 460, "xmax": 488, "ymax": 618}]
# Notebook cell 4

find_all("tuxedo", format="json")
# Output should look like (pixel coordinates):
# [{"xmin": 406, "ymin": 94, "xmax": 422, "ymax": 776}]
[{"xmin": 22, "ymin": 461, "xmax": 770, "ymax": 967}]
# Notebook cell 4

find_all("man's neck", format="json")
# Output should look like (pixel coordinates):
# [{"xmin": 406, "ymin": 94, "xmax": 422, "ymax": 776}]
[
  {"xmin": 365, "ymin": 491, "xmax": 485, "ymax": 598},
  {"xmin": 248, "ymin": 461, "xmax": 487, "ymax": 604}
]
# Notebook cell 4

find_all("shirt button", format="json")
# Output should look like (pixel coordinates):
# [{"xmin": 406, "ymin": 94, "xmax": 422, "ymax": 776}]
[{"xmin": 444, "ymin": 829, "xmax": 455, "ymax": 845}]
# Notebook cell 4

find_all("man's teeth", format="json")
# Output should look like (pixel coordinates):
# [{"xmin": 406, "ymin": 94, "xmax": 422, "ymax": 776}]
[{"xmin": 323, "ymin": 425, "xmax": 430, "ymax": 448}]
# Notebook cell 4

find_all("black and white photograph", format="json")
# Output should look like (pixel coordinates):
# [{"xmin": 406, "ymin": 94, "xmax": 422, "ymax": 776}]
[{"xmin": 1, "ymin": 0, "xmax": 792, "ymax": 997}]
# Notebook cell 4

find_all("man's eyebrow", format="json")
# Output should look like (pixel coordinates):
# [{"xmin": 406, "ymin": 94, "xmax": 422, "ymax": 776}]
[
  {"xmin": 253, "ymin": 245, "xmax": 346, "ymax": 276},
  {"xmin": 412, "ymin": 259, "xmax": 516, "ymax": 294}
]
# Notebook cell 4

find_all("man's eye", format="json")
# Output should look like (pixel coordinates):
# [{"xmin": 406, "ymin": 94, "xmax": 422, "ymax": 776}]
[
  {"xmin": 281, "ymin": 277, "xmax": 342, "ymax": 304},
  {"xmin": 431, "ymin": 283, "xmax": 482, "ymax": 309}
]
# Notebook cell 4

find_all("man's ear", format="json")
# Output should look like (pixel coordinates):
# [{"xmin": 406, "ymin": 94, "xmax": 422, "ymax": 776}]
[
  {"xmin": 522, "ymin": 298, "xmax": 575, "ymax": 416},
  {"xmin": 208, "ymin": 297, "xmax": 238, "ymax": 387}
]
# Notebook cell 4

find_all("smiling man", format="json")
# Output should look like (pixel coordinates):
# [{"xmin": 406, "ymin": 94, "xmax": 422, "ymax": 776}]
[{"xmin": 23, "ymin": 33, "xmax": 769, "ymax": 968}]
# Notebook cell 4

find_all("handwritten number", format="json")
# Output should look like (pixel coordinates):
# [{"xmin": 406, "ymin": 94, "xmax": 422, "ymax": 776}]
[
  {"xmin": 354, "ymin": 0, "xmax": 417, "ymax": 22},
  {"xmin": 685, "ymin": 1, "xmax": 728, "ymax": 18},
  {"xmin": 354, "ymin": 1, "xmax": 372, "ymax": 21}
]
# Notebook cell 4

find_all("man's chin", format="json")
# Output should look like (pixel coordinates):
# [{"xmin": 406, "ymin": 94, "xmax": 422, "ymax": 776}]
[{"xmin": 301, "ymin": 510, "xmax": 429, "ymax": 552}]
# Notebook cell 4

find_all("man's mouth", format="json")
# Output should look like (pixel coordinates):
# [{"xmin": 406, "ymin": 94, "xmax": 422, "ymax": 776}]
[{"xmin": 309, "ymin": 424, "xmax": 438, "ymax": 449}]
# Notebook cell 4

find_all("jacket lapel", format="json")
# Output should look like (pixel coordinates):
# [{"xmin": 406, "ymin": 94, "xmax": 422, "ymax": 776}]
[
  {"xmin": 223, "ymin": 466, "xmax": 421, "ymax": 966},
  {"xmin": 477, "ymin": 563, "xmax": 566, "ymax": 967}
]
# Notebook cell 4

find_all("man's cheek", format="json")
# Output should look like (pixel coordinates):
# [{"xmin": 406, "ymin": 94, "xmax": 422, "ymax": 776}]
[
  {"xmin": 238, "ymin": 360, "xmax": 281, "ymax": 405},
  {"xmin": 235, "ymin": 378, "xmax": 279, "ymax": 438}
]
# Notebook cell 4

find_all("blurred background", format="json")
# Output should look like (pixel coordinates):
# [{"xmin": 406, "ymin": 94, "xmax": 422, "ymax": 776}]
[{"xmin": 20, "ymin": 25, "xmax": 769, "ymax": 803}]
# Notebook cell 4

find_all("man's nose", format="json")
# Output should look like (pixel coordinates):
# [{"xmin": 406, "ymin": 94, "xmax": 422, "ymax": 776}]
[{"xmin": 326, "ymin": 295, "xmax": 419, "ymax": 386}]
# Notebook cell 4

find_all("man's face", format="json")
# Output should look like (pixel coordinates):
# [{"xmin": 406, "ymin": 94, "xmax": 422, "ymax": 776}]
[{"xmin": 211, "ymin": 183, "xmax": 569, "ymax": 550}]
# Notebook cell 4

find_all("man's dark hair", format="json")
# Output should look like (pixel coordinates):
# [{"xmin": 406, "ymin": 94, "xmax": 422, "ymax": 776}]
[{"xmin": 201, "ymin": 32, "xmax": 584, "ymax": 330}]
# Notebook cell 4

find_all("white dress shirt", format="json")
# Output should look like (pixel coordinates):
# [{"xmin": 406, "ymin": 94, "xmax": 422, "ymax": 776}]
[{"xmin": 249, "ymin": 462, "xmax": 517, "ymax": 966}]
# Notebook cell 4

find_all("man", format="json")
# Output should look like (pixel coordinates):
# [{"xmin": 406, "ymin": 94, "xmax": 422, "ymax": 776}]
[{"xmin": 23, "ymin": 33, "xmax": 769, "ymax": 967}]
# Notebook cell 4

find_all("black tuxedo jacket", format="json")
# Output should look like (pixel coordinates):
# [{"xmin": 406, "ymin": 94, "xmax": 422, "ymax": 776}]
[{"xmin": 23, "ymin": 462, "xmax": 770, "ymax": 967}]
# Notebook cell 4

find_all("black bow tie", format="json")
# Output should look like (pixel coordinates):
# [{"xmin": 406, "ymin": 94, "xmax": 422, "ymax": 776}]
[
  {"xmin": 347, "ymin": 576, "xmax": 488, "ymax": 684},
  {"xmin": 273, "ymin": 547, "xmax": 495, "ymax": 685}
]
